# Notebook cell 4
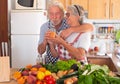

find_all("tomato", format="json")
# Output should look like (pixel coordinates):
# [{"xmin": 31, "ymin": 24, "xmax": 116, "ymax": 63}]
[
  {"xmin": 44, "ymin": 75, "xmax": 56, "ymax": 84},
  {"xmin": 45, "ymin": 78, "xmax": 55, "ymax": 84},
  {"xmin": 44, "ymin": 75, "xmax": 53, "ymax": 81}
]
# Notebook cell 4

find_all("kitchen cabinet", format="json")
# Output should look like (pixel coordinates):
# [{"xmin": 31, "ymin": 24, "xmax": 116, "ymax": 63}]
[
  {"xmin": 57, "ymin": 0, "xmax": 71, "ymax": 10},
  {"xmin": 110, "ymin": 0, "xmax": 120, "ymax": 19},
  {"xmin": 88, "ymin": 0, "xmax": 109, "ymax": 19},
  {"xmin": 71, "ymin": 0, "xmax": 88, "ymax": 11},
  {"xmin": 57, "ymin": 0, "xmax": 88, "ymax": 11},
  {"xmin": 57, "ymin": 0, "xmax": 66, "ymax": 9},
  {"xmin": 88, "ymin": 0, "xmax": 120, "ymax": 19}
]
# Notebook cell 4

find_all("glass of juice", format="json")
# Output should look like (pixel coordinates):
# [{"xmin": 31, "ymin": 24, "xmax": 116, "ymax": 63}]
[{"xmin": 49, "ymin": 26, "xmax": 56, "ymax": 38}]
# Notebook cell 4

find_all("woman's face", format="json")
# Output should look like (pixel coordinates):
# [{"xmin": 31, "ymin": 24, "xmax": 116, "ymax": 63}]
[
  {"xmin": 48, "ymin": 6, "xmax": 64, "ymax": 26},
  {"xmin": 65, "ymin": 10, "xmax": 80, "ymax": 26}
]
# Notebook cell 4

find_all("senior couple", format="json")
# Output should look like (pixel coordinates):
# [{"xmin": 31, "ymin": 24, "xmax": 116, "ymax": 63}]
[{"xmin": 38, "ymin": 0, "xmax": 93, "ymax": 65}]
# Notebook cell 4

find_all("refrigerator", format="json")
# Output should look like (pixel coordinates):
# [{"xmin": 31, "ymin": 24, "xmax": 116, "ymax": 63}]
[{"xmin": 11, "ymin": 10, "xmax": 47, "ymax": 68}]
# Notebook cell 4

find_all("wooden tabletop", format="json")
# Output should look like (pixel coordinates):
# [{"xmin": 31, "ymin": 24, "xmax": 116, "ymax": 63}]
[{"xmin": 0, "ymin": 68, "xmax": 18, "ymax": 84}]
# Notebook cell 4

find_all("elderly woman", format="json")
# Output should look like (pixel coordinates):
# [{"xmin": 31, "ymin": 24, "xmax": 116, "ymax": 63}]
[{"xmin": 46, "ymin": 5, "xmax": 92, "ymax": 64}]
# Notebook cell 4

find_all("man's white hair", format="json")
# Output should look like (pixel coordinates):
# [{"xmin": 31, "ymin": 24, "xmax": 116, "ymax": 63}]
[{"xmin": 47, "ymin": 0, "xmax": 64, "ymax": 15}]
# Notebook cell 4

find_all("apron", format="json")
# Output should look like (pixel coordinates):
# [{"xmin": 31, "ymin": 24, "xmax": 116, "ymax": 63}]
[{"xmin": 57, "ymin": 33, "xmax": 88, "ymax": 65}]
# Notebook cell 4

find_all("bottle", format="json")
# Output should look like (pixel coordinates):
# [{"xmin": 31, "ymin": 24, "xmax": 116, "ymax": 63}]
[
  {"xmin": 108, "ymin": 27, "xmax": 111, "ymax": 33},
  {"xmin": 105, "ymin": 27, "xmax": 108, "ymax": 34},
  {"xmin": 99, "ymin": 27, "xmax": 102, "ymax": 33},
  {"xmin": 42, "ymin": 55, "xmax": 45, "ymax": 65},
  {"xmin": 36, "ymin": 54, "xmax": 43, "ymax": 64},
  {"xmin": 110, "ymin": 27, "xmax": 114, "ymax": 33}
]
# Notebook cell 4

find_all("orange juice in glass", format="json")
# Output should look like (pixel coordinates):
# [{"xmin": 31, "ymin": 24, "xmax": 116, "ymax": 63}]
[
  {"xmin": 49, "ymin": 27, "xmax": 56, "ymax": 38},
  {"xmin": 50, "ymin": 31, "xmax": 56, "ymax": 38}
]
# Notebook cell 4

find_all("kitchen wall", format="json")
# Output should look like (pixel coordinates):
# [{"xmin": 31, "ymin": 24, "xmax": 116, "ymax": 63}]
[{"xmin": 9, "ymin": 0, "xmax": 120, "ymax": 56}]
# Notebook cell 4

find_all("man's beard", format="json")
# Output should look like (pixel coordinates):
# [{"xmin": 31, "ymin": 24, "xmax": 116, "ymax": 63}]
[{"xmin": 51, "ymin": 20, "xmax": 61, "ymax": 26}]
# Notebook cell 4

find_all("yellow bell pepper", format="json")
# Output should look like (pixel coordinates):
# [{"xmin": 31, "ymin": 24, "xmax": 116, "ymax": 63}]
[{"xmin": 37, "ymin": 71, "xmax": 45, "ymax": 80}]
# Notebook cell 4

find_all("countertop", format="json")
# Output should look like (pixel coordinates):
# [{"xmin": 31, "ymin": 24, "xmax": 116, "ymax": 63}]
[
  {"xmin": 111, "ymin": 55, "xmax": 120, "ymax": 72},
  {"xmin": 0, "ymin": 80, "xmax": 17, "ymax": 84},
  {"xmin": 87, "ymin": 54, "xmax": 120, "ymax": 72},
  {"xmin": 0, "ymin": 69, "xmax": 18, "ymax": 84},
  {"xmin": 0, "ymin": 55, "xmax": 120, "ymax": 84}
]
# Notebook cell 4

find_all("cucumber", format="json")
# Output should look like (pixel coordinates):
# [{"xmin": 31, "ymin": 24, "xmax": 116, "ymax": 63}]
[
  {"xmin": 56, "ymin": 71, "xmax": 79, "ymax": 84},
  {"xmin": 61, "ymin": 71, "xmax": 78, "ymax": 79}
]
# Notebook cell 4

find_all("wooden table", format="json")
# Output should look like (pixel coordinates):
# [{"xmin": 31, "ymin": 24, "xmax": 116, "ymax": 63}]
[
  {"xmin": 0, "ymin": 80, "xmax": 17, "ymax": 84},
  {"xmin": 0, "ymin": 69, "xmax": 18, "ymax": 84}
]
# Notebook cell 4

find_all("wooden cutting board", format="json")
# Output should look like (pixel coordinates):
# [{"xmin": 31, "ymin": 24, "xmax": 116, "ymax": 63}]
[{"xmin": 0, "ymin": 56, "xmax": 10, "ymax": 82}]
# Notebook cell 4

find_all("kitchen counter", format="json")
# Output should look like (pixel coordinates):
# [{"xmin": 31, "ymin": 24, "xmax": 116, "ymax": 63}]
[
  {"xmin": 87, "ymin": 54, "xmax": 120, "ymax": 72},
  {"xmin": 0, "ymin": 69, "xmax": 18, "ymax": 84},
  {"xmin": 0, "ymin": 80, "xmax": 17, "ymax": 84},
  {"xmin": 0, "ymin": 55, "xmax": 120, "ymax": 84},
  {"xmin": 111, "ymin": 55, "xmax": 120, "ymax": 72}
]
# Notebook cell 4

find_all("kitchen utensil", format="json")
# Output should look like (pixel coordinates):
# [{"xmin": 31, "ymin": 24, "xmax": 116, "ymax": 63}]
[{"xmin": 0, "ymin": 42, "xmax": 10, "ymax": 82}]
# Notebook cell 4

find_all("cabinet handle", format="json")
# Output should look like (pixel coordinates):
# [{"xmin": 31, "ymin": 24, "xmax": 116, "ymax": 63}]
[
  {"xmin": 105, "ymin": 3, "xmax": 107, "ymax": 18},
  {"xmin": 111, "ymin": 3, "xmax": 113, "ymax": 18}
]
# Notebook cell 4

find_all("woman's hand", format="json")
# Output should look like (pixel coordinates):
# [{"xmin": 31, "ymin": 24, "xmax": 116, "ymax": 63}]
[{"xmin": 60, "ymin": 28, "xmax": 73, "ymax": 39}]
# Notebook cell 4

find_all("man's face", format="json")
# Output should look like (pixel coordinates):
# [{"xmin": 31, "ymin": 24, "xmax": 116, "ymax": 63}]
[{"xmin": 48, "ymin": 6, "xmax": 64, "ymax": 26}]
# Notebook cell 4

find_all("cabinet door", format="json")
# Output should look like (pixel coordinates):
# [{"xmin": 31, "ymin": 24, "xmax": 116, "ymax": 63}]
[
  {"xmin": 88, "ymin": 0, "xmax": 109, "ymax": 19},
  {"xmin": 110, "ymin": 0, "xmax": 120, "ymax": 19},
  {"xmin": 57, "ymin": 0, "xmax": 71, "ymax": 10},
  {"xmin": 71, "ymin": 0, "xmax": 88, "ymax": 11},
  {"xmin": 65, "ymin": 0, "xmax": 71, "ymax": 10}
]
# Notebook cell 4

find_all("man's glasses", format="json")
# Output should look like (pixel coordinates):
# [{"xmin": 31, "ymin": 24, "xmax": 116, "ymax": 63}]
[{"xmin": 65, "ymin": 12, "xmax": 70, "ymax": 18}]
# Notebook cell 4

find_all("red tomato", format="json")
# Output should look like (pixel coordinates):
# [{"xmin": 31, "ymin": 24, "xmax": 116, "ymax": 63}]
[
  {"xmin": 44, "ymin": 75, "xmax": 56, "ymax": 84},
  {"xmin": 45, "ymin": 78, "xmax": 55, "ymax": 84},
  {"xmin": 44, "ymin": 75, "xmax": 53, "ymax": 81}
]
